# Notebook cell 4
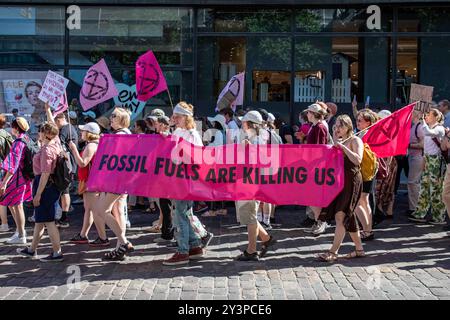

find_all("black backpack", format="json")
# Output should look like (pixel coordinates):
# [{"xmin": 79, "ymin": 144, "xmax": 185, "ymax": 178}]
[
  {"xmin": 51, "ymin": 151, "xmax": 72, "ymax": 192},
  {"xmin": 16, "ymin": 136, "xmax": 39, "ymax": 182}
]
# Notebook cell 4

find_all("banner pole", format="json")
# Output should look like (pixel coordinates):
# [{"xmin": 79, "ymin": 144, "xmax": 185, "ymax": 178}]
[{"xmin": 166, "ymin": 89, "xmax": 174, "ymax": 110}]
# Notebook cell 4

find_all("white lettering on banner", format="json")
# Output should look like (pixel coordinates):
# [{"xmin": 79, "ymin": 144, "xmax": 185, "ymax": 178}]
[
  {"xmin": 366, "ymin": 5, "xmax": 381, "ymax": 30},
  {"xmin": 67, "ymin": 5, "xmax": 81, "ymax": 30}
]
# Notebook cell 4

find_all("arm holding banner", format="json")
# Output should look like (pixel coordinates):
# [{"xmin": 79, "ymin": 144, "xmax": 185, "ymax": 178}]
[{"xmin": 335, "ymin": 136, "xmax": 363, "ymax": 166}]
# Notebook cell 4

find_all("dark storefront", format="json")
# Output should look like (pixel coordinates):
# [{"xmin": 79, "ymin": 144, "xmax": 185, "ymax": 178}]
[{"xmin": 1, "ymin": 1, "xmax": 450, "ymax": 126}]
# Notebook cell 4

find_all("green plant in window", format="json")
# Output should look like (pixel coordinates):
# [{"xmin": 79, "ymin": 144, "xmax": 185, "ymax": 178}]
[{"xmin": 296, "ymin": 10, "xmax": 323, "ymax": 32}]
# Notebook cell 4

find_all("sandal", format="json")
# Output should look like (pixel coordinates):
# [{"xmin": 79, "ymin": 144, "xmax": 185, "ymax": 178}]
[
  {"xmin": 201, "ymin": 210, "xmax": 216, "ymax": 217},
  {"xmin": 360, "ymin": 231, "xmax": 375, "ymax": 242},
  {"xmin": 103, "ymin": 242, "xmax": 134, "ymax": 261},
  {"xmin": 344, "ymin": 250, "xmax": 366, "ymax": 259},
  {"xmin": 317, "ymin": 251, "xmax": 338, "ymax": 262}
]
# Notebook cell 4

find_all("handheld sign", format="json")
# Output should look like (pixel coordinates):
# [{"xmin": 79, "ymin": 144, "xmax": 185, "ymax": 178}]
[
  {"xmin": 409, "ymin": 83, "xmax": 434, "ymax": 113},
  {"xmin": 38, "ymin": 71, "xmax": 69, "ymax": 109}
]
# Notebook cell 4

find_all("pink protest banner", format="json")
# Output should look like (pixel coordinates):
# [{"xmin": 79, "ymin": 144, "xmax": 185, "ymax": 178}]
[
  {"xmin": 87, "ymin": 135, "xmax": 345, "ymax": 207},
  {"xmin": 53, "ymin": 91, "xmax": 68, "ymax": 116},
  {"xmin": 136, "ymin": 50, "xmax": 168, "ymax": 102},
  {"xmin": 80, "ymin": 59, "xmax": 118, "ymax": 111},
  {"xmin": 216, "ymin": 72, "xmax": 245, "ymax": 112}
]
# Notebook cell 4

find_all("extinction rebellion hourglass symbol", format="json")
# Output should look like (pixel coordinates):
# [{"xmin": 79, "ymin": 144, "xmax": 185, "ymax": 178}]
[
  {"xmin": 136, "ymin": 61, "xmax": 160, "ymax": 96},
  {"xmin": 365, "ymin": 115, "xmax": 400, "ymax": 147},
  {"xmin": 80, "ymin": 70, "xmax": 110, "ymax": 101},
  {"xmin": 228, "ymin": 76, "xmax": 241, "ymax": 99}
]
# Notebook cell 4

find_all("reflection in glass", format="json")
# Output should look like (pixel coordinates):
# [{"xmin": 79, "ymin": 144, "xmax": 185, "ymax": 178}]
[
  {"xmin": 198, "ymin": 9, "xmax": 290, "ymax": 32},
  {"xmin": 69, "ymin": 7, "xmax": 193, "ymax": 67},
  {"xmin": 0, "ymin": 6, "xmax": 65, "ymax": 65}
]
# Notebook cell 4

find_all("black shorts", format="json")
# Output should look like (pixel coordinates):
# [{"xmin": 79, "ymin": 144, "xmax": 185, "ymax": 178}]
[
  {"xmin": 362, "ymin": 180, "xmax": 374, "ymax": 193},
  {"xmin": 61, "ymin": 183, "xmax": 71, "ymax": 195},
  {"xmin": 33, "ymin": 176, "xmax": 61, "ymax": 223}
]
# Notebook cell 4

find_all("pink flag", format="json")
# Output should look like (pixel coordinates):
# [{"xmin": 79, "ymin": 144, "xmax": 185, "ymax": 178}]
[
  {"xmin": 53, "ymin": 91, "xmax": 68, "ymax": 116},
  {"xmin": 87, "ymin": 135, "xmax": 344, "ymax": 207},
  {"xmin": 362, "ymin": 103, "xmax": 415, "ymax": 158},
  {"xmin": 216, "ymin": 72, "xmax": 245, "ymax": 112},
  {"xmin": 80, "ymin": 59, "xmax": 118, "ymax": 111},
  {"xmin": 136, "ymin": 50, "xmax": 168, "ymax": 102}
]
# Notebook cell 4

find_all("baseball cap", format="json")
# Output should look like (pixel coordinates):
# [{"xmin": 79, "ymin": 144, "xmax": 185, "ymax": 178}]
[
  {"xmin": 207, "ymin": 114, "xmax": 227, "ymax": 129},
  {"xmin": 267, "ymin": 113, "xmax": 276, "ymax": 123},
  {"xmin": 15, "ymin": 117, "xmax": 29, "ymax": 132},
  {"xmin": 157, "ymin": 115, "xmax": 170, "ymax": 126},
  {"xmin": 82, "ymin": 111, "xmax": 96, "ymax": 119},
  {"xmin": 151, "ymin": 109, "xmax": 165, "ymax": 117},
  {"xmin": 79, "ymin": 122, "xmax": 101, "ymax": 135},
  {"xmin": 378, "ymin": 110, "xmax": 392, "ymax": 119},
  {"xmin": 68, "ymin": 111, "xmax": 77, "ymax": 120},
  {"xmin": 239, "ymin": 111, "xmax": 263, "ymax": 125},
  {"xmin": 306, "ymin": 103, "xmax": 325, "ymax": 115}
]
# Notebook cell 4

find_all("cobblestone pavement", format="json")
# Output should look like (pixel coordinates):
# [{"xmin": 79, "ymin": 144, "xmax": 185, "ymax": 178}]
[{"xmin": 0, "ymin": 192, "xmax": 449, "ymax": 300}]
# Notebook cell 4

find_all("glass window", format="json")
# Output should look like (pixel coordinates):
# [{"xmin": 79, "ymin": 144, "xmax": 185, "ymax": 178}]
[
  {"xmin": 294, "ymin": 36, "xmax": 390, "ymax": 109},
  {"xmin": 396, "ymin": 38, "xmax": 418, "ymax": 105},
  {"xmin": 197, "ymin": 37, "xmax": 246, "ymax": 116},
  {"xmin": 0, "ymin": 6, "xmax": 65, "ymax": 65},
  {"xmin": 296, "ymin": 7, "xmax": 392, "ymax": 32},
  {"xmin": 418, "ymin": 37, "xmax": 450, "ymax": 102},
  {"xmin": 198, "ymin": 9, "xmax": 291, "ymax": 32},
  {"xmin": 398, "ymin": 7, "xmax": 450, "ymax": 32},
  {"xmin": 69, "ymin": 7, "xmax": 193, "ymax": 67}
]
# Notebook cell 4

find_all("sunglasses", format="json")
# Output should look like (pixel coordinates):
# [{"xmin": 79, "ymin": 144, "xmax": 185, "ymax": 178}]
[{"xmin": 110, "ymin": 114, "xmax": 117, "ymax": 119}]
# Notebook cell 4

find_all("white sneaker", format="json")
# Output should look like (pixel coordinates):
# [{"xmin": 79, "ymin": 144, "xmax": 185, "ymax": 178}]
[
  {"xmin": 0, "ymin": 224, "xmax": 9, "ymax": 232},
  {"xmin": 7, "ymin": 233, "xmax": 27, "ymax": 244},
  {"xmin": 312, "ymin": 221, "xmax": 328, "ymax": 236}
]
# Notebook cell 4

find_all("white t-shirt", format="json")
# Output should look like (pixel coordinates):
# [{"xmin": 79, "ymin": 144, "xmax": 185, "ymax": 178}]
[
  {"xmin": 172, "ymin": 128, "xmax": 203, "ymax": 146},
  {"xmin": 115, "ymin": 128, "xmax": 132, "ymax": 135},
  {"xmin": 422, "ymin": 123, "xmax": 445, "ymax": 156},
  {"xmin": 227, "ymin": 119, "xmax": 240, "ymax": 144}
]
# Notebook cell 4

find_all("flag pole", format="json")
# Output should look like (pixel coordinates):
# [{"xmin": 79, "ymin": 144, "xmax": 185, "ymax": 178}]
[{"xmin": 166, "ymin": 89, "xmax": 174, "ymax": 110}]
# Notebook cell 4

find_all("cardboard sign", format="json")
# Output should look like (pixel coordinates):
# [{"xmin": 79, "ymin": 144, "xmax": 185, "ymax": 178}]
[
  {"xmin": 38, "ymin": 71, "xmax": 69, "ymax": 109},
  {"xmin": 409, "ymin": 83, "xmax": 434, "ymax": 113}
]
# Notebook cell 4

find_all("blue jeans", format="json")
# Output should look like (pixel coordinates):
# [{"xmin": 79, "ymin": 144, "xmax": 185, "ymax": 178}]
[{"xmin": 172, "ymin": 200, "xmax": 201, "ymax": 254}]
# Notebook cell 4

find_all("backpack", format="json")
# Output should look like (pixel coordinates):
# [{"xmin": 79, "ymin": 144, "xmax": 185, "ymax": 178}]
[
  {"xmin": 361, "ymin": 143, "xmax": 378, "ymax": 182},
  {"xmin": 16, "ymin": 136, "xmax": 39, "ymax": 182},
  {"xmin": 51, "ymin": 151, "xmax": 72, "ymax": 192},
  {"xmin": 267, "ymin": 129, "xmax": 283, "ymax": 145},
  {"xmin": 0, "ymin": 130, "xmax": 13, "ymax": 161}
]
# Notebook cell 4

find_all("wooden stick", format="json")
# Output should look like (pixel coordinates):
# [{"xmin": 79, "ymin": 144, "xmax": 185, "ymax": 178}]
[{"xmin": 166, "ymin": 89, "xmax": 174, "ymax": 109}]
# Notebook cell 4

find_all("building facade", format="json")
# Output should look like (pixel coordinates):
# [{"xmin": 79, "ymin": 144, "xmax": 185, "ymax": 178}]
[{"xmin": 1, "ymin": 1, "xmax": 450, "ymax": 124}]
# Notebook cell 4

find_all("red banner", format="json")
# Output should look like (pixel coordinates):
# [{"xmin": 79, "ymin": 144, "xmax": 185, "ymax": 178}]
[
  {"xmin": 87, "ymin": 135, "xmax": 345, "ymax": 207},
  {"xmin": 363, "ymin": 103, "xmax": 415, "ymax": 158}
]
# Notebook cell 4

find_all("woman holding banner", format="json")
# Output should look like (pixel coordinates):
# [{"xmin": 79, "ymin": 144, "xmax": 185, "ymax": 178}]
[
  {"xmin": 163, "ymin": 102, "xmax": 208, "ymax": 266},
  {"xmin": 318, "ymin": 115, "xmax": 365, "ymax": 262},
  {"xmin": 68, "ymin": 122, "xmax": 102, "ymax": 245},
  {"xmin": 354, "ymin": 109, "xmax": 378, "ymax": 240},
  {"xmin": 234, "ymin": 110, "xmax": 275, "ymax": 262},
  {"xmin": 409, "ymin": 108, "xmax": 446, "ymax": 225},
  {"xmin": 92, "ymin": 107, "xmax": 134, "ymax": 260},
  {"xmin": 303, "ymin": 103, "xmax": 329, "ymax": 236}
]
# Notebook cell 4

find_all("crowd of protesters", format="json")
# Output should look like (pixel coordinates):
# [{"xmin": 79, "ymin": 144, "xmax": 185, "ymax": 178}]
[{"xmin": 0, "ymin": 96, "xmax": 449, "ymax": 265}]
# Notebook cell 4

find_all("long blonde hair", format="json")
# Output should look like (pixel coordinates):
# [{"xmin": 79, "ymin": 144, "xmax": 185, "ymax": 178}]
[
  {"xmin": 429, "ymin": 108, "xmax": 444, "ymax": 125},
  {"xmin": 177, "ymin": 101, "xmax": 196, "ymax": 130}
]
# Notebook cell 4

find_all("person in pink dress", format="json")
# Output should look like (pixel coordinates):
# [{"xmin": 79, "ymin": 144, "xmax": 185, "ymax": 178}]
[{"xmin": 0, "ymin": 117, "xmax": 33, "ymax": 244}]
